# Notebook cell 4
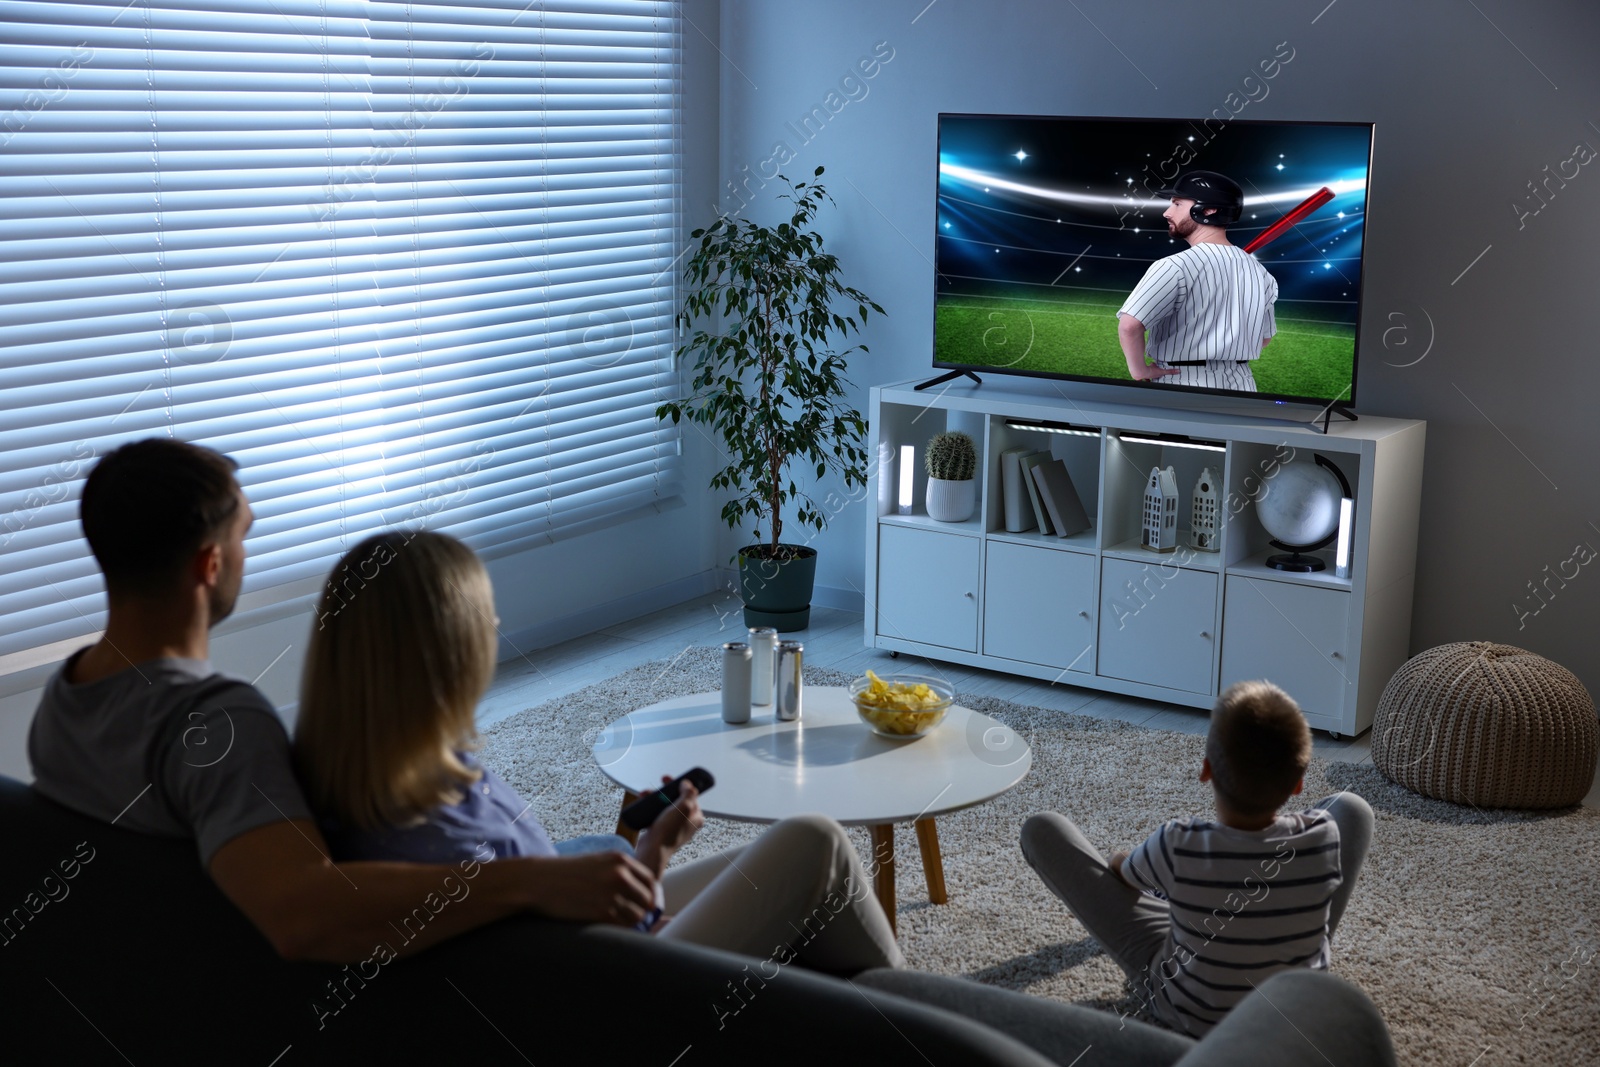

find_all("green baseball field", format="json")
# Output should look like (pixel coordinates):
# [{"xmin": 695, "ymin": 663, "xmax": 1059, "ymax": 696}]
[{"xmin": 934, "ymin": 287, "xmax": 1355, "ymax": 401}]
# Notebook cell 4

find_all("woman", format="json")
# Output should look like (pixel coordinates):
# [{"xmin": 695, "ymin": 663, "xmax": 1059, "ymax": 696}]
[{"xmin": 293, "ymin": 530, "xmax": 903, "ymax": 975}]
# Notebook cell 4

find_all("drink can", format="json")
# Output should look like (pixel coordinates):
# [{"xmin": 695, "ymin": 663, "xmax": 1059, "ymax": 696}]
[
  {"xmin": 775, "ymin": 640, "xmax": 804, "ymax": 722},
  {"xmin": 721, "ymin": 642, "xmax": 752, "ymax": 724},
  {"xmin": 747, "ymin": 626, "xmax": 778, "ymax": 706}
]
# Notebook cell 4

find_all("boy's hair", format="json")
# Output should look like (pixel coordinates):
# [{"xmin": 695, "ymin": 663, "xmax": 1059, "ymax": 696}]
[
  {"xmin": 294, "ymin": 531, "xmax": 496, "ymax": 832},
  {"xmin": 80, "ymin": 439, "xmax": 240, "ymax": 597},
  {"xmin": 1206, "ymin": 680, "xmax": 1312, "ymax": 816}
]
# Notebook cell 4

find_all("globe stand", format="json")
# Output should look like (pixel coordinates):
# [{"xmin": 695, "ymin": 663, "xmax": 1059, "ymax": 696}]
[{"xmin": 1266, "ymin": 546, "xmax": 1326, "ymax": 573}]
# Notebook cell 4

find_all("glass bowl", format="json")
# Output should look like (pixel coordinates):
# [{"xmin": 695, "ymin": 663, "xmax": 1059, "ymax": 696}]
[{"xmin": 849, "ymin": 673, "xmax": 955, "ymax": 739}]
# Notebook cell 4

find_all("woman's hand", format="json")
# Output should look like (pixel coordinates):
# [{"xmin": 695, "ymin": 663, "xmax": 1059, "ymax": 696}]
[{"xmin": 634, "ymin": 776, "xmax": 705, "ymax": 878}]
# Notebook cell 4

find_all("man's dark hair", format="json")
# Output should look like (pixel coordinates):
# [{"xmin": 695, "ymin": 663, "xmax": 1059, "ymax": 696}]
[
  {"xmin": 1206, "ymin": 680, "xmax": 1311, "ymax": 816},
  {"xmin": 80, "ymin": 439, "xmax": 240, "ymax": 596}
]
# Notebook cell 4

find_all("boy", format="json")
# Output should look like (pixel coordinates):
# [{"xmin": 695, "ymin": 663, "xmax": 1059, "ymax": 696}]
[{"xmin": 1020, "ymin": 680, "xmax": 1372, "ymax": 1037}]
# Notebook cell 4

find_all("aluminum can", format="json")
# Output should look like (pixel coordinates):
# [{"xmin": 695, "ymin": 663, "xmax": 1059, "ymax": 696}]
[
  {"xmin": 775, "ymin": 640, "xmax": 804, "ymax": 722},
  {"xmin": 721, "ymin": 642, "xmax": 752, "ymax": 724},
  {"xmin": 747, "ymin": 626, "xmax": 778, "ymax": 705}
]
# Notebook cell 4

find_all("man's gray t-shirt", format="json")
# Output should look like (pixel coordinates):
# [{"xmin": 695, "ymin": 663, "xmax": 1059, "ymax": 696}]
[{"xmin": 28, "ymin": 650, "xmax": 313, "ymax": 866}]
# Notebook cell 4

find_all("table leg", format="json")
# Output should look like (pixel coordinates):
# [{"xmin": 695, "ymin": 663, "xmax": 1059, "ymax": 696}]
[
  {"xmin": 614, "ymin": 790, "xmax": 640, "ymax": 845},
  {"xmin": 869, "ymin": 823, "xmax": 896, "ymax": 934},
  {"xmin": 914, "ymin": 818, "xmax": 948, "ymax": 905}
]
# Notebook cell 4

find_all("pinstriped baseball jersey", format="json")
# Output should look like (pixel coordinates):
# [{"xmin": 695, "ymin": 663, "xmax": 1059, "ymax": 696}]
[{"xmin": 1117, "ymin": 243, "xmax": 1278, "ymax": 392}]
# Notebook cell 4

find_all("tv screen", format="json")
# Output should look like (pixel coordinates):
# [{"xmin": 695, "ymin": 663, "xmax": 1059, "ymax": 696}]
[{"xmin": 934, "ymin": 113, "xmax": 1374, "ymax": 409}]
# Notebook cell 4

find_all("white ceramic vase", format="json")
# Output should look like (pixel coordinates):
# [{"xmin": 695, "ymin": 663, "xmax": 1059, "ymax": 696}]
[{"xmin": 925, "ymin": 477, "xmax": 976, "ymax": 522}]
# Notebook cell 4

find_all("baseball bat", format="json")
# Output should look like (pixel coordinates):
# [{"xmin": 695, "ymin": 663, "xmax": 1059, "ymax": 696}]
[{"xmin": 1243, "ymin": 186, "xmax": 1334, "ymax": 255}]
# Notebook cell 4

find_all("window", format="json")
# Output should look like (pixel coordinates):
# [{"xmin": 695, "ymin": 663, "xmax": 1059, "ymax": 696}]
[{"xmin": 0, "ymin": 0, "xmax": 682, "ymax": 668}]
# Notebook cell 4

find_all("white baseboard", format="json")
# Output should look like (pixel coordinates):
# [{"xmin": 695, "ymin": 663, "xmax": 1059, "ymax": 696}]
[{"xmin": 810, "ymin": 582, "xmax": 866, "ymax": 613}]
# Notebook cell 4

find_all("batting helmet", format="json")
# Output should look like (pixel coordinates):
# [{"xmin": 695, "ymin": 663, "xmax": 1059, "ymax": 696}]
[{"xmin": 1158, "ymin": 170, "xmax": 1244, "ymax": 227}]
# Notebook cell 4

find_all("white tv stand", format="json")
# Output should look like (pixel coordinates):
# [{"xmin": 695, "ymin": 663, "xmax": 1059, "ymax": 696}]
[{"xmin": 863, "ymin": 378, "xmax": 1426, "ymax": 738}]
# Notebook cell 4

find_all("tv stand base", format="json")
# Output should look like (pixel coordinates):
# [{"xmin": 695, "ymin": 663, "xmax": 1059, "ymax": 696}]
[{"xmin": 915, "ymin": 369, "xmax": 982, "ymax": 391}]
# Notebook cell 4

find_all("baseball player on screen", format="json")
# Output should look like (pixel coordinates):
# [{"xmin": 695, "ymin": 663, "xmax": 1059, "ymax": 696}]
[{"xmin": 1116, "ymin": 171, "xmax": 1277, "ymax": 392}]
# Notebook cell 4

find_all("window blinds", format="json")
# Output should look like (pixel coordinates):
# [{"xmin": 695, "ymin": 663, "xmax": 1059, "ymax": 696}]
[{"xmin": 0, "ymin": 0, "xmax": 681, "ymax": 666}]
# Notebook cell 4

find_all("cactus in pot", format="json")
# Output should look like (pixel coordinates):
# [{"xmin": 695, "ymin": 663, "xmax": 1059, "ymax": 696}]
[
  {"xmin": 925, "ymin": 432, "xmax": 976, "ymax": 482},
  {"xmin": 924, "ymin": 431, "xmax": 977, "ymax": 522}
]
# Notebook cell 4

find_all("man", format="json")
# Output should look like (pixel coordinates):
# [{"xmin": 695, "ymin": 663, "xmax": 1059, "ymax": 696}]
[
  {"xmin": 1117, "ymin": 170, "xmax": 1278, "ymax": 392},
  {"xmin": 27, "ymin": 438, "xmax": 667, "ymax": 962}
]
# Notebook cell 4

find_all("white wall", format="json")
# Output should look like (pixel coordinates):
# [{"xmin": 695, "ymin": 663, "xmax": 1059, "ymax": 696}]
[
  {"xmin": 714, "ymin": 0, "xmax": 1600, "ymax": 698},
  {"xmin": 0, "ymin": 0, "xmax": 728, "ymax": 782}
]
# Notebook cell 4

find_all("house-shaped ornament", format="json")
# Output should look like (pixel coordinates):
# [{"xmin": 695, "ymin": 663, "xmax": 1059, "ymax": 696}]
[
  {"xmin": 1141, "ymin": 466, "xmax": 1179, "ymax": 553},
  {"xmin": 1191, "ymin": 466, "xmax": 1220, "ymax": 552}
]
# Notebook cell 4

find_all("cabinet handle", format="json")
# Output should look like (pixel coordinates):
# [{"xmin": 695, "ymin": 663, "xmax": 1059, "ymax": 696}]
[
  {"xmin": 1078, "ymin": 610, "xmax": 1089, "ymax": 618},
  {"xmin": 1330, "ymin": 650, "xmax": 1343, "ymax": 659},
  {"xmin": 1199, "ymin": 631, "xmax": 1211, "ymax": 640},
  {"xmin": 964, "ymin": 591, "xmax": 974, "ymax": 599}
]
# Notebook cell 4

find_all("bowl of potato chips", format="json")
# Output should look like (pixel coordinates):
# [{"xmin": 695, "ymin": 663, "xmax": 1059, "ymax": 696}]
[{"xmin": 850, "ymin": 671, "xmax": 954, "ymax": 739}]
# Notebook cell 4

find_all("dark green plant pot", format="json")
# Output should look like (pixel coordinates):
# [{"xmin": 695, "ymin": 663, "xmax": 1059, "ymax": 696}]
[{"xmin": 738, "ymin": 545, "xmax": 818, "ymax": 631}]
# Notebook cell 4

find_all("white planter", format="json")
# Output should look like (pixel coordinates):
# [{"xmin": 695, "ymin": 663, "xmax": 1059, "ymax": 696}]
[{"xmin": 925, "ymin": 477, "xmax": 976, "ymax": 522}]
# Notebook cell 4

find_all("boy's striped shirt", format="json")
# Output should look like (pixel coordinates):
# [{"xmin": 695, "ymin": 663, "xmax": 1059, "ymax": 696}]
[{"xmin": 1123, "ymin": 808, "xmax": 1342, "ymax": 1037}]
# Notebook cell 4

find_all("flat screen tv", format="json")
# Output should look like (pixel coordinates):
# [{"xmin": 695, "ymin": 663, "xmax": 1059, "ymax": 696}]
[{"xmin": 933, "ymin": 113, "xmax": 1374, "ymax": 418}]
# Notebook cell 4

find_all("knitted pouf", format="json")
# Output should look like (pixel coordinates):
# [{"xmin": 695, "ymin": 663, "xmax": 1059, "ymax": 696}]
[{"xmin": 1372, "ymin": 642, "xmax": 1597, "ymax": 809}]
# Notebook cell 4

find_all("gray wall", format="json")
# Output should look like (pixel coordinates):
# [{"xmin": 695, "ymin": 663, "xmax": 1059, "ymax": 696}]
[{"xmin": 710, "ymin": 0, "xmax": 1600, "ymax": 698}]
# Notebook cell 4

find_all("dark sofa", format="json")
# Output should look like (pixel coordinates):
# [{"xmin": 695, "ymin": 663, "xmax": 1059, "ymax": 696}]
[{"xmin": 0, "ymin": 775, "xmax": 1394, "ymax": 1065}]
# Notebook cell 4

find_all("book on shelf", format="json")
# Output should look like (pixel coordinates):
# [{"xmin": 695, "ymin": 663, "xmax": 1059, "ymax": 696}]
[
  {"xmin": 1018, "ymin": 451, "xmax": 1053, "ymax": 535},
  {"xmin": 998, "ymin": 447, "xmax": 1037, "ymax": 533},
  {"xmin": 1031, "ymin": 458, "xmax": 1090, "ymax": 538}
]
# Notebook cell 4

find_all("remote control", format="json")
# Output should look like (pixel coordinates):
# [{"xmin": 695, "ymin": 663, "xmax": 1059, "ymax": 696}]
[{"xmin": 620, "ymin": 767, "xmax": 715, "ymax": 831}]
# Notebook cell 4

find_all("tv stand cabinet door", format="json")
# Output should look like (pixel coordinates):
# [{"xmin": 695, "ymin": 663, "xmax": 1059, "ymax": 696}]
[
  {"xmin": 983, "ymin": 542, "xmax": 1095, "ymax": 673},
  {"xmin": 1220, "ymin": 576, "xmax": 1352, "ymax": 724},
  {"xmin": 1097, "ymin": 558, "xmax": 1218, "ymax": 695},
  {"xmin": 876, "ymin": 525, "xmax": 980, "ymax": 652}
]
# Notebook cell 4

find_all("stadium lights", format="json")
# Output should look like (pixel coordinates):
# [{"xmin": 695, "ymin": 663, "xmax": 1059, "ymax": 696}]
[{"xmin": 1115, "ymin": 431, "xmax": 1226, "ymax": 453}]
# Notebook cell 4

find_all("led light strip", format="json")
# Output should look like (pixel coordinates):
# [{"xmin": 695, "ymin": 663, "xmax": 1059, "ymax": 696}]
[
  {"xmin": 1004, "ymin": 420, "xmax": 1101, "ymax": 438},
  {"xmin": 898, "ymin": 444, "xmax": 915, "ymax": 514},
  {"xmin": 1115, "ymin": 432, "xmax": 1226, "ymax": 453}
]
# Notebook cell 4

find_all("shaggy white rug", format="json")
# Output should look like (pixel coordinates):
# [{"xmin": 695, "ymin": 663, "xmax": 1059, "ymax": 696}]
[{"xmin": 479, "ymin": 648, "xmax": 1600, "ymax": 1065}]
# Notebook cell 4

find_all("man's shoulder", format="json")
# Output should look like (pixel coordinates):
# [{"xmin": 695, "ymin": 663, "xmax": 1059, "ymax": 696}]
[
  {"xmin": 38, "ymin": 656, "xmax": 268, "ymax": 731},
  {"xmin": 31, "ymin": 657, "xmax": 284, "ymax": 811},
  {"xmin": 1151, "ymin": 243, "xmax": 1226, "ymax": 279},
  {"xmin": 1174, "ymin": 241, "xmax": 1249, "ymax": 262},
  {"xmin": 175, "ymin": 672, "xmax": 276, "ymax": 716}
]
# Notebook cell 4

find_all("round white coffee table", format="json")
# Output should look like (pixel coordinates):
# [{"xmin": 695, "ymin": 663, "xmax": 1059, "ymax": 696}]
[{"xmin": 592, "ymin": 685, "xmax": 1031, "ymax": 931}]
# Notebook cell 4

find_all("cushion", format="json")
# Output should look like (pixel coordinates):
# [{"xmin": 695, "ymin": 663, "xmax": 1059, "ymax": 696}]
[{"xmin": 1372, "ymin": 642, "xmax": 1597, "ymax": 809}]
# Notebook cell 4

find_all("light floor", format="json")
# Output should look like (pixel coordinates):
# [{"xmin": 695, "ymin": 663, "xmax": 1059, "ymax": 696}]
[{"xmin": 478, "ymin": 592, "xmax": 1600, "ymax": 809}]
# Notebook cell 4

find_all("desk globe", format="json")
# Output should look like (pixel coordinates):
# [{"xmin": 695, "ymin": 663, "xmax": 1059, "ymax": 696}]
[{"xmin": 1258, "ymin": 455, "xmax": 1349, "ymax": 572}]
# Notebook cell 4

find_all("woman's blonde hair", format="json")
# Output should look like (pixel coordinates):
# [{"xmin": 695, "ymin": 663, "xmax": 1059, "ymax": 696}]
[{"xmin": 294, "ymin": 530, "xmax": 497, "ymax": 831}]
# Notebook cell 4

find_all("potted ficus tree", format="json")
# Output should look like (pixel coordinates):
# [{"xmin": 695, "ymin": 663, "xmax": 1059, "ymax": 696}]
[{"xmin": 658, "ymin": 167, "xmax": 883, "ymax": 631}]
